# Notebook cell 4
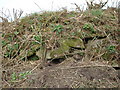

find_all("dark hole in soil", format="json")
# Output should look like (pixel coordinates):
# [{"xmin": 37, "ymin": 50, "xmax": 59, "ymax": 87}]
[
  {"xmin": 49, "ymin": 58, "xmax": 65, "ymax": 64},
  {"xmin": 113, "ymin": 67, "xmax": 120, "ymax": 70},
  {"xmin": 83, "ymin": 36, "xmax": 107, "ymax": 44},
  {"xmin": 23, "ymin": 54, "xmax": 39, "ymax": 61},
  {"xmin": 71, "ymin": 47, "xmax": 85, "ymax": 50}
]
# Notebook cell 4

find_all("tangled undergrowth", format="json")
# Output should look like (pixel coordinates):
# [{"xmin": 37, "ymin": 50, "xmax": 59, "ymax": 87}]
[
  {"xmin": 1, "ymin": 2, "xmax": 120, "ymax": 88},
  {"xmin": 2, "ymin": 7, "xmax": 119, "ymax": 64}
]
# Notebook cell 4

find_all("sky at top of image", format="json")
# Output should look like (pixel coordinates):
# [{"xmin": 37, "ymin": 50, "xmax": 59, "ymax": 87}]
[
  {"xmin": 0, "ymin": 0, "xmax": 119, "ymax": 21},
  {"xmin": 0, "ymin": 0, "xmax": 86, "ymax": 21},
  {"xmin": 0, "ymin": 0, "xmax": 87, "ymax": 12}
]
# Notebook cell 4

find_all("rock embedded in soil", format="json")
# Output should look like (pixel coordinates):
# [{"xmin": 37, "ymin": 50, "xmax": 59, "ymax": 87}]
[
  {"xmin": 49, "ymin": 38, "xmax": 85, "ymax": 59},
  {"xmin": 36, "ymin": 38, "xmax": 85, "ymax": 59}
]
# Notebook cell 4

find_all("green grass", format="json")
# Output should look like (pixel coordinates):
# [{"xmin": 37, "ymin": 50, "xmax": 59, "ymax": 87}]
[
  {"xmin": 11, "ymin": 71, "xmax": 31, "ymax": 81},
  {"xmin": 52, "ymin": 24, "xmax": 64, "ymax": 34},
  {"xmin": 106, "ymin": 45, "xmax": 116, "ymax": 53},
  {"xmin": 83, "ymin": 23, "xmax": 96, "ymax": 33},
  {"xmin": 91, "ymin": 9, "xmax": 103, "ymax": 17}
]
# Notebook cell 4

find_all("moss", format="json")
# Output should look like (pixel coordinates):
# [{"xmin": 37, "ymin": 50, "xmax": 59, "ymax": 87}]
[
  {"xmin": 50, "ymin": 45, "xmax": 70, "ymax": 59},
  {"xmin": 61, "ymin": 38, "xmax": 85, "ymax": 49},
  {"xmin": 50, "ymin": 38, "xmax": 85, "ymax": 59}
]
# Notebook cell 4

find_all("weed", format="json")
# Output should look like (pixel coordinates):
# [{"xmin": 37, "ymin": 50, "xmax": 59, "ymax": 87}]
[
  {"xmin": 2, "ymin": 33, "xmax": 5, "ymax": 37},
  {"xmin": 14, "ymin": 31, "xmax": 19, "ymax": 35},
  {"xmin": 71, "ymin": 32, "xmax": 76, "ymax": 36},
  {"xmin": 4, "ymin": 52, "xmax": 11, "ymax": 58},
  {"xmin": 79, "ymin": 52, "xmax": 85, "ymax": 56},
  {"xmin": 5, "ymin": 44, "xmax": 14, "ymax": 57},
  {"xmin": 110, "ymin": 15, "xmax": 116, "ymax": 19},
  {"xmin": 4, "ymin": 43, "xmax": 19, "ymax": 58},
  {"xmin": 102, "ymin": 45, "xmax": 116, "ymax": 61},
  {"xmin": 105, "ymin": 25, "xmax": 112, "ymax": 30},
  {"xmin": 2, "ymin": 41, "xmax": 7, "ymax": 47},
  {"xmin": 7, "ymin": 37, "xmax": 13, "ymax": 42},
  {"xmin": 11, "ymin": 72, "xmax": 18, "ymax": 81},
  {"xmin": 91, "ymin": 9, "xmax": 103, "ymax": 17},
  {"xmin": 11, "ymin": 71, "xmax": 31, "ymax": 81},
  {"xmin": 19, "ymin": 71, "xmax": 31, "ymax": 79},
  {"xmin": 33, "ymin": 35, "xmax": 42, "ymax": 43},
  {"xmin": 83, "ymin": 23, "xmax": 96, "ymax": 33},
  {"xmin": 13, "ymin": 43, "xmax": 19, "ymax": 50},
  {"xmin": 53, "ymin": 24, "xmax": 64, "ymax": 34},
  {"xmin": 106, "ymin": 45, "xmax": 116, "ymax": 53},
  {"xmin": 117, "ymin": 29, "xmax": 120, "ymax": 31}
]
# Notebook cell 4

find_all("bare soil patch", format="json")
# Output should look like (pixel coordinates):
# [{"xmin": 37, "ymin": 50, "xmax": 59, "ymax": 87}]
[{"xmin": 2, "ymin": 58, "xmax": 120, "ymax": 88}]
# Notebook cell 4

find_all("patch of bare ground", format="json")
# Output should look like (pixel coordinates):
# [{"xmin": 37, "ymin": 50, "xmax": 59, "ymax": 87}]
[{"xmin": 2, "ymin": 58, "xmax": 120, "ymax": 88}]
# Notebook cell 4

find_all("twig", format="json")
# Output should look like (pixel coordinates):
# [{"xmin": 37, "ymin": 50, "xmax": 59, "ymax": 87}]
[
  {"xmin": 55, "ymin": 65, "xmax": 113, "ymax": 70},
  {"xmin": 34, "ymin": 2, "xmax": 42, "ymax": 11},
  {"xmin": 3, "ymin": 79, "xmax": 11, "ymax": 87}
]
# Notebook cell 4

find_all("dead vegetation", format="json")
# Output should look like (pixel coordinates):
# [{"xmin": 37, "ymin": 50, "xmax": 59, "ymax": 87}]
[{"xmin": 1, "ymin": 0, "xmax": 120, "ymax": 88}]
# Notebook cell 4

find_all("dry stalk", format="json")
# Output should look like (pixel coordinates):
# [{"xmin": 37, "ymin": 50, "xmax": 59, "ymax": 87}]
[
  {"xmin": 13, "ymin": 9, "xmax": 23, "ymax": 24},
  {"xmin": 73, "ymin": 3, "xmax": 82, "ymax": 12},
  {"xmin": 50, "ymin": 65, "xmax": 112, "ymax": 71},
  {"xmin": 86, "ymin": 0, "xmax": 108, "ymax": 9},
  {"xmin": 0, "ymin": 16, "xmax": 8, "ymax": 22}
]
